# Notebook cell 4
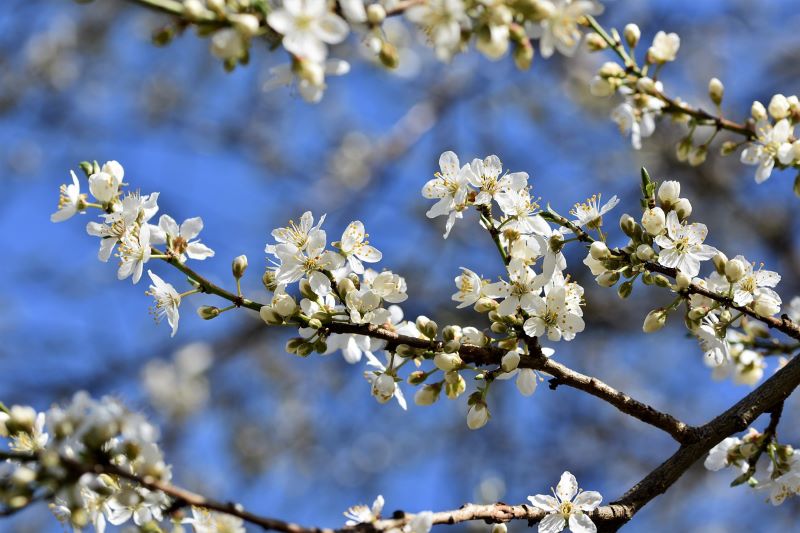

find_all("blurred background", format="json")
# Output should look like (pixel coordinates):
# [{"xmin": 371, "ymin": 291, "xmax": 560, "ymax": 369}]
[{"xmin": 1, "ymin": 0, "xmax": 800, "ymax": 530}]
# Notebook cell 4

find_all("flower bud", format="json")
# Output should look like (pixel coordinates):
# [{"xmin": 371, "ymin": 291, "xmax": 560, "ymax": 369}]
[
  {"xmin": 230, "ymin": 14, "xmax": 260, "ymax": 38},
  {"xmin": 688, "ymin": 146, "xmax": 707, "ymax": 167},
  {"xmin": 197, "ymin": 306, "xmax": 220, "ymax": 320},
  {"xmin": 272, "ymin": 293, "xmax": 297, "ymax": 317},
  {"xmin": 366, "ymin": 3, "xmax": 386, "ymax": 24},
  {"xmin": 461, "ymin": 326, "xmax": 486, "ymax": 346},
  {"xmin": 444, "ymin": 371, "xmax": 466, "ymax": 399},
  {"xmin": 673, "ymin": 198, "xmax": 692, "ymax": 220},
  {"xmin": 372, "ymin": 374, "xmax": 396, "ymax": 403},
  {"xmin": 753, "ymin": 293, "xmax": 781, "ymax": 317},
  {"xmin": 624, "ymin": 23, "xmax": 640, "ymax": 48},
  {"xmin": 708, "ymin": 77, "xmax": 724, "ymax": 106},
  {"xmin": 307, "ymin": 318, "xmax": 323, "ymax": 330},
  {"xmin": 768, "ymin": 94, "xmax": 790, "ymax": 120},
  {"xmin": 588, "ymin": 241, "xmax": 609, "ymax": 260},
  {"xmin": 490, "ymin": 321, "xmax": 508, "ymax": 334},
  {"xmin": 296, "ymin": 342, "xmax": 314, "ymax": 357},
  {"xmin": 585, "ymin": 33, "xmax": 607, "ymax": 52},
  {"xmin": 434, "ymin": 352, "xmax": 462, "ymax": 372},
  {"xmin": 513, "ymin": 41, "xmax": 534, "ymax": 71},
  {"xmin": 260, "ymin": 306, "xmax": 284, "ymax": 325},
  {"xmin": 619, "ymin": 213, "xmax": 637, "ymax": 238},
  {"xmin": 636, "ymin": 244, "xmax": 655, "ymax": 261},
  {"xmin": 443, "ymin": 325, "xmax": 462, "ymax": 343},
  {"xmin": 416, "ymin": 316, "xmax": 438, "ymax": 339},
  {"xmin": 675, "ymin": 137, "xmax": 692, "ymax": 162},
  {"xmin": 473, "ymin": 297, "xmax": 498, "ymax": 313},
  {"xmin": 501, "ymin": 350, "xmax": 520, "ymax": 372},
  {"xmin": 589, "ymin": 76, "xmax": 615, "ymax": 97},
  {"xmin": 658, "ymin": 180, "xmax": 681, "ymax": 205},
  {"xmin": 336, "ymin": 277, "xmax": 356, "ymax": 299},
  {"xmin": 636, "ymin": 76, "xmax": 656, "ymax": 94},
  {"xmin": 285, "ymin": 338, "xmax": 305, "ymax": 354},
  {"xmin": 618, "ymin": 280, "xmax": 634, "ymax": 299},
  {"xmin": 676, "ymin": 271, "xmax": 691, "ymax": 290},
  {"xmin": 407, "ymin": 371, "xmax": 427, "ymax": 385},
  {"xmin": 467, "ymin": 402, "xmax": 490, "ymax": 430},
  {"xmin": 751, "ymin": 100, "xmax": 767, "ymax": 121},
  {"xmin": 232, "ymin": 255, "xmax": 248, "ymax": 279},
  {"xmin": 720, "ymin": 141, "xmax": 738, "ymax": 156},
  {"xmin": 492, "ymin": 524, "xmax": 508, "ymax": 533},
  {"xmin": 414, "ymin": 384, "xmax": 441, "ymax": 406},
  {"xmin": 712, "ymin": 252, "xmax": 728, "ymax": 275},
  {"xmin": 599, "ymin": 61, "xmax": 625, "ymax": 78},
  {"xmin": 299, "ymin": 279, "xmax": 316, "ymax": 300},
  {"xmin": 643, "ymin": 309, "xmax": 668, "ymax": 332},
  {"xmin": 641, "ymin": 207, "xmax": 666, "ymax": 235},
  {"xmin": 207, "ymin": 0, "xmax": 225, "ymax": 13},
  {"xmin": 183, "ymin": 0, "xmax": 208, "ymax": 19},
  {"xmin": 262, "ymin": 270, "xmax": 278, "ymax": 291},
  {"xmin": 596, "ymin": 271, "xmax": 620, "ymax": 287},
  {"xmin": 379, "ymin": 41, "xmax": 399, "ymax": 69},
  {"xmin": 725, "ymin": 258, "xmax": 746, "ymax": 282}
]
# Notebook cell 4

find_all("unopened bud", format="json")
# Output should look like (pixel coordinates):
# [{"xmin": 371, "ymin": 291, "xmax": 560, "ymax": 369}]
[
  {"xmin": 590, "ymin": 241, "xmax": 610, "ymax": 260},
  {"xmin": 620, "ymin": 213, "xmax": 637, "ymax": 238},
  {"xmin": 643, "ymin": 309, "xmax": 668, "ymax": 332},
  {"xmin": 751, "ymin": 100, "xmax": 767, "ymax": 121},
  {"xmin": 285, "ymin": 337, "xmax": 305, "ymax": 354},
  {"xmin": 618, "ymin": 280, "xmax": 633, "ymax": 299},
  {"xmin": 658, "ymin": 180, "xmax": 681, "ymax": 206},
  {"xmin": 725, "ymin": 258, "xmax": 746, "ymax": 282},
  {"xmin": 259, "ymin": 306, "xmax": 283, "ymax": 325},
  {"xmin": 416, "ymin": 316, "xmax": 438, "ymax": 339},
  {"xmin": 712, "ymin": 252, "xmax": 728, "ymax": 275},
  {"xmin": 636, "ymin": 244, "xmax": 655, "ymax": 261},
  {"xmin": 708, "ymin": 77, "xmax": 724, "ymax": 106},
  {"xmin": 262, "ymin": 270, "xmax": 278, "ymax": 291},
  {"xmin": 366, "ymin": 3, "xmax": 386, "ymax": 24},
  {"xmin": 624, "ymin": 23, "xmax": 641, "ymax": 48},
  {"xmin": 414, "ymin": 384, "xmax": 441, "ymax": 406},
  {"xmin": 720, "ymin": 141, "xmax": 738, "ymax": 156},
  {"xmin": 676, "ymin": 137, "xmax": 692, "ymax": 162},
  {"xmin": 296, "ymin": 342, "xmax": 314, "ymax": 357},
  {"xmin": 408, "ymin": 371, "xmax": 427, "ymax": 385},
  {"xmin": 433, "ymin": 352, "xmax": 462, "ymax": 372},
  {"xmin": 197, "ymin": 306, "xmax": 220, "ymax": 320},
  {"xmin": 379, "ymin": 41, "xmax": 399, "ymax": 69},
  {"xmin": 654, "ymin": 274, "xmax": 671, "ymax": 288},
  {"xmin": 642, "ymin": 207, "xmax": 666, "ymax": 235},
  {"xmin": 688, "ymin": 146, "xmax": 707, "ymax": 167},
  {"xmin": 474, "ymin": 297, "xmax": 498, "ymax": 313},
  {"xmin": 597, "ymin": 271, "xmax": 619, "ymax": 287},
  {"xmin": 501, "ymin": 350, "xmax": 520, "ymax": 372},
  {"xmin": 585, "ymin": 33, "xmax": 607, "ymax": 52},
  {"xmin": 673, "ymin": 198, "xmax": 692, "ymax": 220},
  {"xmin": 230, "ymin": 14, "xmax": 260, "ymax": 38},
  {"xmin": 443, "ymin": 325, "xmax": 462, "ymax": 343},
  {"xmin": 676, "ymin": 271, "xmax": 691, "ymax": 290},
  {"xmin": 232, "ymin": 255, "xmax": 248, "ymax": 279},
  {"xmin": 513, "ymin": 41, "xmax": 534, "ymax": 70}
]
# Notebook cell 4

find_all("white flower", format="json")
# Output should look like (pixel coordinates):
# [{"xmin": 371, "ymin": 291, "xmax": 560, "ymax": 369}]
[
  {"xmin": 326, "ymin": 333, "xmax": 382, "ymax": 363},
  {"xmin": 51, "ymin": 170, "xmax": 85, "ymax": 222},
  {"xmin": 263, "ymin": 58, "xmax": 350, "ymax": 103},
  {"xmin": 405, "ymin": 0, "xmax": 467, "ymax": 61},
  {"xmin": 611, "ymin": 84, "xmax": 666, "ymax": 150},
  {"xmin": 788, "ymin": 296, "xmax": 800, "ymax": 323},
  {"xmin": 184, "ymin": 507, "xmax": 246, "ymax": 533},
  {"xmin": 527, "ymin": 1, "xmax": 603, "ymax": 58},
  {"xmin": 495, "ymin": 188, "xmax": 551, "ymax": 235},
  {"xmin": 720, "ymin": 255, "xmax": 781, "ymax": 307},
  {"xmin": 151, "ymin": 215, "xmax": 214, "ymax": 262},
  {"xmin": 344, "ymin": 495, "xmax": 384, "ymax": 525},
  {"xmin": 363, "ymin": 270, "xmax": 408, "ymax": 303},
  {"xmin": 145, "ymin": 270, "xmax": 181, "ymax": 337},
  {"xmin": 267, "ymin": 0, "xmax": 349, "ymax": 62},
  {"xmin": 522, "ymin": 284, "xmax": 585, "ymax": 341},
  {"xmin": 740, "ymin": 119, "xmax": 795, "ymax": 183},
  {"xmin": 704, "ymin": 437, "xmax": 743, "ymax": 471},
  {"xmin": 484, "ymin": 259, "xmax": 546, "ymax": 316},
  {"xmin": 422, "ymin": 151, "xmax": 471, "ymax": 238},
  {"xmin": 364, "ymin": 352, "xmax": 407, "ymax": 409},
  {"xmin": 465, "ymin": 155, "xmax": 528, "ymax": 206},
  {"xmin": 336, "ymin": 220, "xmax": 382, "ymax": 273},
  {"xmin": 272, "ymin": 227, "xmax": 344, "ymax": 283},
  {"xmin": 346, "ymin": 288, "xmax": 392, "ymax": 325},
  {"xmin": 647, "ymin": 31, "xmax": 680, "ymax": 63},
  {"xmin": 528, "ymin": 471, "xmax": 602, "ymax": 533},
  {"xmin": 694, "ymin": 314, "xmax": 729, "ymax": 366},
  {"xmin": 654, "ymin": 211, "xmax": 717, "ymax": 277},
  {"xmin": 268, "ymin": 211, "xmax": 326, "ymax": 252},
  {"xmin": 452, "ymin": 267, "xmax": 483, "ymax": 308},
  {"xmin": 106, "ymin": 487, "xmax": 168, "ymax": 527},
  {"xmin": 118, "ymin": 224, "xmax": 152, "ymax": 284},
  {"xmin": 570, "ymin": 194, "xmax": 619, "ymax": 228}
]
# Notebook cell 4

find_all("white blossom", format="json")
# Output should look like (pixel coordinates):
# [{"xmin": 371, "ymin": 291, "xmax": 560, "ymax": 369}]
[
  {"xmin": 570, "ymin": 194, "xmax": 619, "ymax": 228},
  {"xmin": 152, "ymin": 215, "xmax": 214, "ymax": 262},
  {"xmin": 51, "ymin": 170, "xmax": 85, "ymax": 222},
  {"xmin": 422, "ymin": 151, "xmax": 471, "ymax": 238},
  {"xmin": 527, "ymin": 1, "xmax": 603, "ymax": 59},
  {"xmin": 405, "ymin": 0, "xmax": 467, "ymax": 61},
  {"xmin": 654, "ymin": 211, "xmax": 717, "ymax": 277},
  {"xmin": 528, "ymin": 471, "xmax": 602, "ymax": 533},
  {"xmin": 452, "ymin": 267, "xmax": 483, "ymax": 308},
  {"xmin": 344, "ymin": 495, "xmax": 384, "ymax": 525},
  {"xmin": 267, "ymin": 0, "xmax": 349, "ymax": 62},
  {"xmin": 740, "ymin": 119, "xmax": 795, "ymax": 183},
  {"xmin": 522, "ymin": 283, "xmax": 585, "ymax": 341},
  {"xmin": 145, "ymin": 270, "xmax": 182, "ymax": 337},
  {"xmin": 465, "ymin": 155, "xmax": 528, "ymax": 205}
]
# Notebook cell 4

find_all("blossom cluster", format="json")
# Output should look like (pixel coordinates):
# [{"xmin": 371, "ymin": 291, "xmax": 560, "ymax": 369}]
[
  {"xmin": 140, "ymin": 0, "xmax": 611, "ymax": 103},
  {"xmin": 580, "ymin": 173, "xmax": 796, "ymax": 384},
  {"xmin": 52, "ymin": 160, "xmax": 214, "ymax": 337},
  {"xmin": 705, "ymin": 429, "xmax": 800, "ymax": 506},
  {"xmin": 0, "ymin": 393, "xmax": 242, "ymax": 532}
]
